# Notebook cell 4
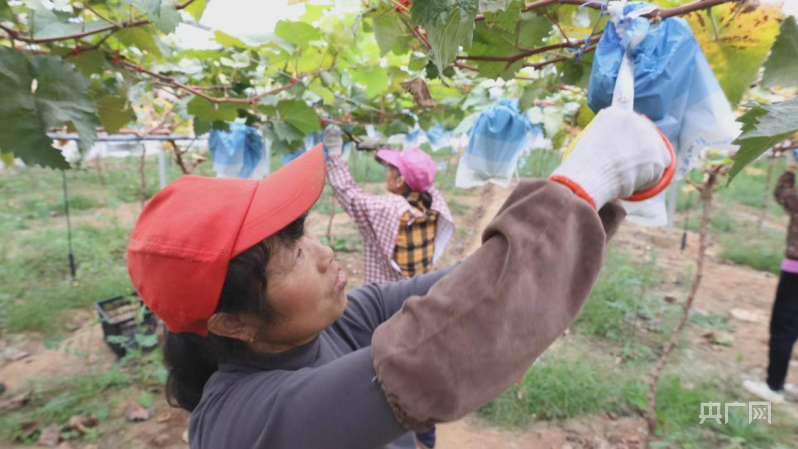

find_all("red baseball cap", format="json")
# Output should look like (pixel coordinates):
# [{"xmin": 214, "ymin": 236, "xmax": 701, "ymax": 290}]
[
  {"xmin": 375, "ymin": 148, "xmax": 436, "ymax": 192},
  {"xmin": 127, "ymin": 144, "xmax": 326, "ymax": 336}
]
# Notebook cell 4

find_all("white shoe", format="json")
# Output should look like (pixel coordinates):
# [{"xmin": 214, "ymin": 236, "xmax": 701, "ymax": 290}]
[
  {"xmin": 743, "ymin": 380, "xmax": 786, "ymax": 404},
  {"xmin": 784, "ymin": 383, "xmax": 798, "ymax": 401}
]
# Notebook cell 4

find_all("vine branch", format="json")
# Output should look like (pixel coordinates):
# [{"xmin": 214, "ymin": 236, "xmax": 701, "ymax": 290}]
[{"xmin": 0, "ymin": 0, "xmax": 198, "ymax": 44}]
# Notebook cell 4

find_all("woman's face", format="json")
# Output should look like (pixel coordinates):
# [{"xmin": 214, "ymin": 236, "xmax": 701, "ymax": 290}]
[
  {"xmin": 254, "ymin": 228, "xmax": 348, "ymax": 350},
  {"xmin": 385, "ymin": 165, "xmax": 406, "ymax": 195}
]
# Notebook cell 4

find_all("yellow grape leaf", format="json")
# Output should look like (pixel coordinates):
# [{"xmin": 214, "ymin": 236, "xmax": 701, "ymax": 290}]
[
  {"xmin": 682, "ymin": 184, "xmax": 696, "ymax": 193},
  {"xmin": 684, "ymin": 3, "xmax": 782, "ymax": 105},
  {"xmin": 744, "ymin": 166, "xmax": 766, "ymax": 176}
]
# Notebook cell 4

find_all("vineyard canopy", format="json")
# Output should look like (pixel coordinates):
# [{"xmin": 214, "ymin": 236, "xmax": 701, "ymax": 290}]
[{"xmin": 0, "ymin": 0, "xmax": 796, "ymax": 177}]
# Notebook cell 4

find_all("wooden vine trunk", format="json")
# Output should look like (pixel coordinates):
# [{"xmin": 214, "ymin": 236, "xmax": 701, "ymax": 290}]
[{"xmin": 645, "ymin": 170, "xmax": 718, "ymax": 434}]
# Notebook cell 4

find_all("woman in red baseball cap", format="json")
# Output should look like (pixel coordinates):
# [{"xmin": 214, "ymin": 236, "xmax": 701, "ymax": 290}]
[{"xmin": 127, "ymin": 107, "xmax": 672, "ymax": 449}]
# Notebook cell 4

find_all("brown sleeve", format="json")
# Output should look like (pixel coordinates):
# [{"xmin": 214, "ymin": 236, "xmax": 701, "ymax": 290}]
[
  {"xmin": 371, "ymin": 180, "xmax": 625, "ymax": 431},
  {"xmin": 774, "ymin": 171, "xmax": 798, "ymax": 212}
]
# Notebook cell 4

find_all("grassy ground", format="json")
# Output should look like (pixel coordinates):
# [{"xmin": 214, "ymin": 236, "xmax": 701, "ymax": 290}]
[
  {"xmin": 3, "ymin": 151, "xmax": 796, "ymax": 447},
  {"xmin": 479, "ymin": 247, "xmax": 796, "ymax": 448},
  {"xmin": 675, "ymin": 158, "xmax": 788, "ymax": 275}
]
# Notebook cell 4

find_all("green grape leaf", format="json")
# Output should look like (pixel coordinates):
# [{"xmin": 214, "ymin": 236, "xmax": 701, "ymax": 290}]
[
  {"xmin": 478, "ymin": 0, "xmax": 512, "ymax": 13},
  {"xmin": 685, "ymin": 3, "xmax": 781, "ymax": 105},
  {"xmin": 762, "ymin": 17, "xmax": 798, "ymax": 89},
  {"xmin": 96, "ymin": 95, "xmax": 136, "ymax": 134},
  {"xmin": 211, "ymin": 121, "xmax": 231, "ymax": 132},
  {"xmin": 467, "ymin": 13, "xmax": 551, "ymax": 79},
  {"xmin": 518, "ymin": 82, "xmax": 545, "ymax": 111},
  {"xmin": 274, "ymin": 20, "xmax": 323, "ymax": 46},
  {"xmin": 425, "ymin": 60, "xmax": 440, "ymax": 79},
  {"xmin": 150, "ymin": 0, "xmax": 180, "ymax": 33},
  {"xmin": 116, "ymin": 27, "xmax": 162, "ymax": 56},
  {"xmin": 121, "ymin": 0, "xmax": 181, "ymax": 33},
  {"xmin": 557, "ymin": 53, "xmax": 593, "ymax": 88},
  {"xmin": 412, "ymin": 0, "xmax": 479, "ymax": 74},
  {"xmin": 482, "ymin": 0, "xmax": 522, "ymax": 32},
  {"xmin": 728, "ymin": 98, "xmax": 798, "ymax": 183},
  {"xmin": 187, "ymin": 97, "xmax": 240, "ymax": 122},
  {"xmin": 373, "ymin": 12, "xmax": 410, "ymax": 56},
  {"xmin": 300, "ymin": 4, "xmax": 328, "ymax": 23},
  {"xmin": 350, "ymin": 66, "xmax": 389, "ymax": 97},
  {"xmin": 213, "ymin": 31, "xmax": 249, "ymax": 49},
  {"xmin": 29, "ymin": 6, "xmax": 106, "ymax": 39},
  {"xmin": 0, "ymin": 48, "xmax": 99, "ymax": 169},
  {"xmin": 409, "ymin": 55, "xmax": 428, "ymax": 71},
  {"xmin": 308, "ymin": 82, "xmax": 335, "ymax": 105},
  {"xmin": 516, "ymin": 12, "xmax": 553, "ymax": 48},
  {"xmin": 270, "ymin": 121, "xmax": 305, "ymax": 143},
  {"xmin": 184, "ymin": 0, "xmax": 207, "ymax": 21},
  {"xmin": 194, "ymin": 119, "xmax": 211, "ymax": 136},
  {"xmin": 385, "ymin": 119, "xmax": 411, "ymax": 136},
  {"xmin": 67, "ymin": 50, "xmax": 109, "ymax": 77},
  {"xmin": 276, "ymin": 100, "xmax": 320, "ymax": 135}
]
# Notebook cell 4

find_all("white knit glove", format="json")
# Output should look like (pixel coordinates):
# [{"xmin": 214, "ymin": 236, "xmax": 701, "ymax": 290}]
[
  {"xmin": 550, "ymin": 107, "xmax": 670, "ymax": 209},
  {"xmin": 323, "ymin": 125, "xmax": 343, "ymax": 156}
]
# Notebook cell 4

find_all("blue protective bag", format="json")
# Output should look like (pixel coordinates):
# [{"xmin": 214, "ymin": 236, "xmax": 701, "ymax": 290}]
[
  {"xmin": 588, "ymin": 2, "xmax": 737, "ymax": 179},
  {"xmin": 456, "ymin": 99, "xmax": 541, "ymax": 188},
  {"xmin": 209, "ymin": 123, "xmax": 265, "ymax": 179}
]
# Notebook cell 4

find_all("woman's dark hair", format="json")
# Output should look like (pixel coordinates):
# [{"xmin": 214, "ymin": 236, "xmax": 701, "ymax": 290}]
[
  {"xmin": 385, "ymin": 164, "xmax": 433, "ymax": 209},
  {"xmin": 163, "ymin": 214, "xmax": 306, "ymax": 411}
]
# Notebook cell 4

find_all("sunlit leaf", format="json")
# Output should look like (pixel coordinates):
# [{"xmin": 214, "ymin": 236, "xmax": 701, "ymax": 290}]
[
  {"xmin": 184, "ymin": 0, "xmax": 207, "ymax": 21},
  {"xmin": 373, "ymin": 11, "xmax": 411, "ymax": 56},
  {"xmin": 213, "ymin": 31, "xmax": 249, "ymax": 49},
  {"xmin": 684, "ymin": 3, "xmax": 782, "ymax": 105},
  {"xmin": 275, "ymin": 20, "xmax": 323, "ymax": 46},
  {"xmin": 350, "ymin": 66, "xmax": 389, "ymax": 97}
]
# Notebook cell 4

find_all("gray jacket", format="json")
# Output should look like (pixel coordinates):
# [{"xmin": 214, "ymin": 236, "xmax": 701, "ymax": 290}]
[
  {"xmin": 189, "ymin": 267, "xmax": 454, "ymax": 449},
  {"xmin": 189, "ymin": 180, "xmax": 625, "ymax": 448}
]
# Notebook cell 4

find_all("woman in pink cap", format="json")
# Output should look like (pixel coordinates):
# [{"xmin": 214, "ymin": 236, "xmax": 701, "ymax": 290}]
[{"xmin": 323, "ymin": 126, "xmax": 454, "ymax": 287}]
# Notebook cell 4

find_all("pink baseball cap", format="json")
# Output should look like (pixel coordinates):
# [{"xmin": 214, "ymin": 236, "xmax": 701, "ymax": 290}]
[{"xmin": 376, "ymin": 148, "xmax": 436, "ymax": 192}]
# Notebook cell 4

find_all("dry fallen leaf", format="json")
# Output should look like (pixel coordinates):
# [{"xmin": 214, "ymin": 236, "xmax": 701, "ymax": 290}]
[
  {"xmin": 126, "ymin": 402, "xmax": 153, "ymax": 422},
  {"xmin": 37, "ymin": 424, "xmax": 61, "ymax": 447},
  {"xmin": 1, "ymin": 391, "xmax": 30, "ymax": 411},
  {"xmin": 401, "ymin": 78, "xmax": 435, "ymax": 108},
  {"xmin": 69, "ymin": 415, "xmax": 97, "ymax": 434},
  {"xmin": 19, "ymin": 419, "xmax": 43, "ymax": 440},
  {"xmin": 155, "ymin": 408, "xmax": 173, "ymax": 423},
  {"xmin": 57, "ymin": 442, "xmax": 75, "ymax": 449}
]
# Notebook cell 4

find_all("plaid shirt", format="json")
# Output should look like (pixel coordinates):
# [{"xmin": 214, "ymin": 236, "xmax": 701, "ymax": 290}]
[
  {"xmin": 394, "ymin": 192, "xmax": 439, "ymax": 277},
  {"xmin": 326, "ymin": 155, "xmax": 454, "ymax": 284}
]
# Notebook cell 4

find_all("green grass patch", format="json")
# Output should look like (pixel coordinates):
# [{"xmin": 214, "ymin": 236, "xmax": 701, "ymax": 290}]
[
  {"xmin": 719, "ymin": 232, "xmax": 783, "ymax": 275},
  {"xmin": 574, "ymin": 249, "xmax": 662, "ymax": 341},
  {"xmin": 480, "ymin": 350, "xmax": 638, "ymax": 426}
]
